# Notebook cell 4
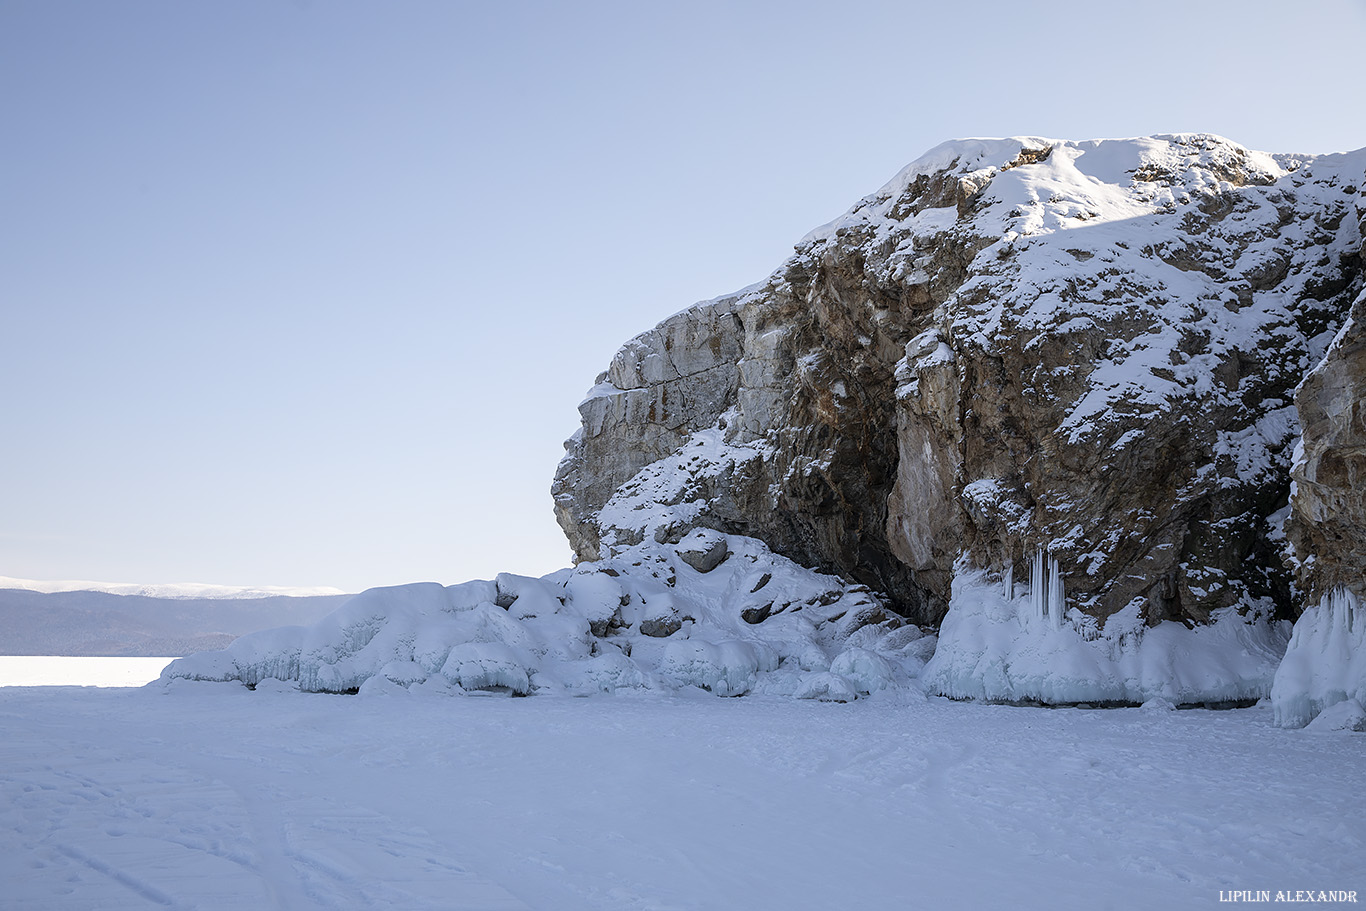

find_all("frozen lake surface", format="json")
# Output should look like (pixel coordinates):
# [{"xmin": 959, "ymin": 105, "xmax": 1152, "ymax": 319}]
[
  {"xmin": 1, "ymin": 682, "xmax": 1361, "ymax": 910},
  {"xmin": 0, "ymin": 657, "xmax": 177, "ymax": 688}
]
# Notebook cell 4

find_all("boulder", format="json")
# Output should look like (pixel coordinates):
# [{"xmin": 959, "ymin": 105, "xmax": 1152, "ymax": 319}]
[{"xmin": 675, "ymin": 529, "xmax": 730, "ymax": 573}]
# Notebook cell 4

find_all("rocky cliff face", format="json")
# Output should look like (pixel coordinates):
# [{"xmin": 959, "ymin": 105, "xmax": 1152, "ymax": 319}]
[
  {"xmin": 1270, "ymin": 192, "xmax": 1366, "ymax": 728},
  {"xmin": 554, "ymin": 135, "xmax": 1365, "ymax": 631},
  {"xmin": 1286, "ymin": 205, "xmax": 1366, "ymax": 604}
]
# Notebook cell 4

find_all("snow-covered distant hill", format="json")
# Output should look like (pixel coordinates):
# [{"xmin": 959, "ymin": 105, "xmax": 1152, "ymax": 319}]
[
  {"xmin": 0, "ymin": 578, "xmax": 351, "ymax": 657},
  {"xmin": 0, "ymin": 575, "xmax": 347, "ymax": 600}
]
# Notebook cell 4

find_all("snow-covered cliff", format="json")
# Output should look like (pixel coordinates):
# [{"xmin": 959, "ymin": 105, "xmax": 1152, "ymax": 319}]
[
  {"xmin": 1274, "ymin": 219, "xmax": 1366, "ymax": 728},
  {"xmin": 552, "ymin": 134, "xmax": 1366, "ymax": 714},
  {"xmin": 166, "ymin": 135, "xmax": 1366, "ymax": 719},
  {"xmin": 556, "ymin": 136, "xmax": 1363, "ymax": 630}
]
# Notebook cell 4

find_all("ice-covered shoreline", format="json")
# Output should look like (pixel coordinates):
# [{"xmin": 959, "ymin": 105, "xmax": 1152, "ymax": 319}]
[
  {"xmin": 0, "ymin": 656, "xmax": 176, "ymax": 688},
  {"xmin": 157, "ymin": 531, "xmax": 1319, "ymax": 718},
  {"xmin": 160, "ymin": 532, "xmax": 936, "ymax": 703}
]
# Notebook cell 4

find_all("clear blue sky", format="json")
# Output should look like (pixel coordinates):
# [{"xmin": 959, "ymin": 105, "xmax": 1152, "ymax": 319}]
[{"xmin": 3, "ymin": 0, "xmax": 1363, "ymax": 591}]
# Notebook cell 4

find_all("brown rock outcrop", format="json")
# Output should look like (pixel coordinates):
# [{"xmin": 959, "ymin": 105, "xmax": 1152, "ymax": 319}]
[
  {"xmin": 554, "ymin": 136, "xmax": 1365, "ymax": 627},
  {"xmin": 1287, "ymin": 287, "xmax": 1366, "ymax": 600}
]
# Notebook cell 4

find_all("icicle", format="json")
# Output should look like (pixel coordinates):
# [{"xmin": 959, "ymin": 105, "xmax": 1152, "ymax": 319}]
[
  {"xmin": 1030, "ymin": 548, "xmax": 1046, "ymax": 625},
  {"xmin": 1002, "ymin": 561, "xmax": 1014, "ymax": 600},
  {"xmin": 1022, "ymin": 547, "xmax": 1066, "ymax": 629},
  {"xmin": 1047, "ymin": 556, "xmax": 1065, "ymax": 630},
  {"xmin": 1326, "ymin": 586, "xmax": 1359, "ymax": 634}
]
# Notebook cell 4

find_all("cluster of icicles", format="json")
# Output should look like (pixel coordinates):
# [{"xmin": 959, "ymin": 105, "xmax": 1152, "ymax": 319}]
[{"xmin": 999, "ymin": 548, "xmax": 1067, "ymax": 630}]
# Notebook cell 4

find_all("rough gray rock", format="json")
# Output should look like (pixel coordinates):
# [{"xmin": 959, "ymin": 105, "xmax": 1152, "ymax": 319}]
[
  {"xmin": 1287, "ymin": 290, "xmax": 1366, "ymax": 601},
  {"xmin": 1284, "ymin": 176, "xmax": 1366, "ymax": 605},
  {"xmin": 638, "ymin": 615, "xmax": 682, "ymax": 639},
  {"xmin": 553, "ymin": 297, "xmax": 744, "ymax": 559},
  {"xmin": 675, "ymin": 529, "xmax": 730, "ymax": 573},
  {"xmin": 554, "ymin": 135, "xmax": 1366, "ymax": 627}
]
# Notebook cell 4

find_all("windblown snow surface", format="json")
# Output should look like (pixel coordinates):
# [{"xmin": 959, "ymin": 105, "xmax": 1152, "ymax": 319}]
[
  {"xmin": 3, "ymin": 680, "xmax": 1363, "ymax": 910},
  {"xmin": 0, "ymin": 529, "xmax": 1325, "ymax": 907}
]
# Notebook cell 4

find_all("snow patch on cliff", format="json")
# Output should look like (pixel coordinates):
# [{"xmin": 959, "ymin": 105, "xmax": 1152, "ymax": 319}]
[
  {"xmin": 592, "ymin": 427, "xmax": 769, "ymax": 553},
  {"xmin": 802, "ymin": 136, "xmax": 1363, "ymax": 478}
]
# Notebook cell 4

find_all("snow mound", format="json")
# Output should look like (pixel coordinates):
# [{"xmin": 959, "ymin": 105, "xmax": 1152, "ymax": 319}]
[
  {"xmin": 1271, "ymin": 588, "xmax": 1366, "ymax": 728},
  {"xmin": 660, "ymin": 639, "xmax": 773, "ymax": 696},
  {"xmin": 159, "ymin": 534, "xmax": 917, "ymax": 701},
  {"xmin": 829, "ymin": 648, "xmax": 894, "ymax": 694},
  {"xmin": 1304, "ymin": 699, "xmax": 1366, "ymax": 733},
  {"xmin": 922, "ymin": 565, "xmax": 1289, "ymax": 706},
  {"xmin": 442, "ymin": 642, "xmax": 533, "ymax": 695},
  {"xmin": 794, "ymin": 672, "xmax": 860, "ymax": 702}
]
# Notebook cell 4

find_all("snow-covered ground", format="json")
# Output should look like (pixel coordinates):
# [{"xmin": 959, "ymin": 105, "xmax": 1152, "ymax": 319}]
[
  {"xmin": 0, "ymin": 656, "xmax": 175, "ymax": 687},
  {"xmin": 2, "ymin": 682, "xmax": 1361, "ymax": 910},
  {"xmin": 2, "ymin": 531, "xmax": 1359, "ymax": 907}
]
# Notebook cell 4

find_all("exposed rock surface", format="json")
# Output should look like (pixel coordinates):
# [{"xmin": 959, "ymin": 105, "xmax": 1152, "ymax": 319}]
[
  {"xmin": 1287, "ymin": 287, "xmax": 1366, "ymax": 602},
  {"xmin": 555, "ymin": 135, "xmax": 1366, "ymax": 629},
  {"xmin": 675, "ymin": 528, "xmax": 730, "ymax": 573},
  {"xmin": 1271, "ymin": 186, "xmax": 1366, "ymax": 727}
]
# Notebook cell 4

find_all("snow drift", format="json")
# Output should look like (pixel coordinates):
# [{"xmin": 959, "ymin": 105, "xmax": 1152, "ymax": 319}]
[
  {"xmin": 160, "ymin": 534, "xmax": 935, "ymax": 701},
  {"xmin": 161, "ymin": 537, "xmax": 1295, "ymax": 708}
]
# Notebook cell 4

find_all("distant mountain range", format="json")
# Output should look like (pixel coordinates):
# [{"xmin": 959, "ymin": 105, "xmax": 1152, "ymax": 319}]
[{"xmin": 0, "ymin": 579, "xmax": 352, "ymax": 656}]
